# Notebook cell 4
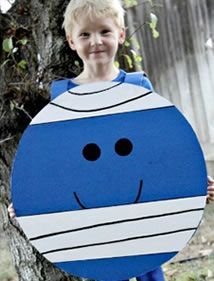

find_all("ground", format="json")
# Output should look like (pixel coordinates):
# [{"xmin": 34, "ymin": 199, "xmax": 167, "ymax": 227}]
[{"xmin": 0, "ymin": 203, "xmax": 213, "ymax": 281}]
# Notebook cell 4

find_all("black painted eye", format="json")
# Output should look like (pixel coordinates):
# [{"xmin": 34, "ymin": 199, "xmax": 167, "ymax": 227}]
[
  {"xmin": 82, "ymin": 143, "xmax": 101, "ymax": 161},
  {"xmin": 115, "ymin": 138, "xmax": 133, "ymax": 156}
]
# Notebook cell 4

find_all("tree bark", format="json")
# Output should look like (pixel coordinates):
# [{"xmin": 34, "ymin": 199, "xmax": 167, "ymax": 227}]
[
  {"xmin": 0, "ymin": 0, "xmax": 147, "ymax": 279},
  {"xmin": 0, "ymin": 0, "xmax": 84, "ymax": 280}
]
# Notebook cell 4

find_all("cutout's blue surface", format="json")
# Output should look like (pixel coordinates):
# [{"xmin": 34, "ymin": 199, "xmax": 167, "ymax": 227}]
[
  {"xmin": 11, "ymin": 85, "xmax": 207, "ymax": 280},
  {"xmin": 12, "ymin": 108, "xmax": 207, "ymax": 215},
  {"xmin": 55, "ymin": 252, "xmax": 176, "ymax": 281}
]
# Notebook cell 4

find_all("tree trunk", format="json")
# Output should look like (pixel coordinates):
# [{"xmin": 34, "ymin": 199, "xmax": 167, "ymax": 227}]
[
  {"xmin": 0, "ymin": 0, "xmax": 151, "ymax": 279},
  {"xmin": 0, "ymin": 0, "xmax": 84, "ymax": 280}
]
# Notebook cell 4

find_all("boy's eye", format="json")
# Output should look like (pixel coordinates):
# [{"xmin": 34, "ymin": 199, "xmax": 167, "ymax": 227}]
[
  {"xmin": 101, "ymin": 29, "xmax": 111, "ymax": 35},
  {"xmin": 80, "ymin": 32, "xmax": 90, "ymax": 37}
]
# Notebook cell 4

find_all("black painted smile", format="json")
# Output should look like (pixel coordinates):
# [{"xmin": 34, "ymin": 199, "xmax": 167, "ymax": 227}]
[{"xmin": 74, "ymin": 179, "xmax": 143, "ymax": 209}]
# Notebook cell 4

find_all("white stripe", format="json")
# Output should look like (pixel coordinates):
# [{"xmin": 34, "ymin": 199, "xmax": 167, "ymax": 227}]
[
  {"xmin": 18, "ymin": 196, "xmax": 205, "ymax": 239},
  {"xmin": 44, "ymin": 230, "xmax": 195, "ymax": 262},
  {"xmin": 32, "ymin": 210, "xmax": 202, "ymax": 252},
  {"xmin": 17, "ymin": 196, "xmax": 205, "ymax": 262},
  {"xmin": 30, "ymin": 83, "xmax": 172, "ymax": 125}
]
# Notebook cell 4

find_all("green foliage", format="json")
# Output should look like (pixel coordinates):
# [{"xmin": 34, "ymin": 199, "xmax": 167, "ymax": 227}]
[
  {"xmin": 2, "ymin": 36, "xmax": 28, "ymax": 54},
  {"xmin": 130, "ymin": 50, "xmax": 142, "ymax": 63},
  {"xmin": 124, "ymin": 54, "xmax": 133, "ymax": 69},
  {"xmin": 17, "ymin": 38, "xmax": 28, "ymax": 46},
  {"xmin": 117, "ymin": 0, "xmax": 160, "ymax": 71},
  {"xmin": 114, "ymin": 61, "xmax": 120, "ymax": 68},
  {"xmin": 1, "ymin": 34, "xmax": 29, "ymax": 73},
  {"xmin": 17, "ymin": 59, "xmax": 28, "ymax": 70},
  {"xmin": 3, "ymin": 37, "xmax": 13, "ymax": 53},
  {"xmin": 149, "ymin": 13, "xmax": 160, "ymax": 38},
  {"xmin": 124, "ymin": 0, "xmax": 138, "ymax": 8}
]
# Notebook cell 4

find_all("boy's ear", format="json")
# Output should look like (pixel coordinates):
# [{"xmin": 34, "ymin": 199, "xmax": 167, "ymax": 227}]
[
  {"xmin": 119, "ymin": 28, "xmax": 126, "ymax": 44},
  {"xmin": 67, "ymin": 34, "xmax": 76, "ymax": 50}
]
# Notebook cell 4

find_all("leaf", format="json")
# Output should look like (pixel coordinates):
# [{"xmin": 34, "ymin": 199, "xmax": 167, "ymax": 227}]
[
  {"xmin": 124, "ymin": 40, "xmax": 131, "ymax": 47},
  {"xmin": 124, "ymin": 0, "xmax": 138, "ymax": 8},
  {"xmin": 114, "ymin": 61, "xmax": 120, "ymax": 68},
  {"xmin": 17, "ymin": 59, "xmax": 28, "ymax": 70},
  {"xmin": 124, "ymin": 54, "xmax": 133, "ymax": 69},
  {"xmin": 150, "ymin": 13, "xmax": 158, "ymax": 29},
  {"xmin": 135, "ymin": 55, "xmax": 142, "ymax": 63},
  {"xmin": 17, "ymin": 38, "xmax": 28, "ymax": 45},
  {"xmin": 152, "ymin": 29, "xmax": 160, "ymax": 39},
  {"xmin": 3, "ymin": 37, "xmax": 13, "ymax": 53},
  {"xmin": 130, "ymin": 50, "xmax": 143, "ymax": 63},
  {"xmin": 130, "ymin": 49, "xmax": 137, "ymax": 57},
  {"xmin": 149, "ymin": 13, "xmax": 159, "ymax": 38}
]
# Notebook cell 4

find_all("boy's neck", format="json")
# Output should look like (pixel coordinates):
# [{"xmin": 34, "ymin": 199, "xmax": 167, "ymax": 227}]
[{"xmin": 74, "ymin": 64, "xmax": 120, "ymax": 84}]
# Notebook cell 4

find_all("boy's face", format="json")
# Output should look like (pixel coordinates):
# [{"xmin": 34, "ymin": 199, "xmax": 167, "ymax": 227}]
[{"xmin": 67, "ymin": 16, "xmax": 125, "ymax": 67}]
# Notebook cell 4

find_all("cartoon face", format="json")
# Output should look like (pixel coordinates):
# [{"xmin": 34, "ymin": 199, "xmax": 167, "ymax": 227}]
[{"xmin": 12, "ymin": 82, "xmax": 207, "ymax": 280}]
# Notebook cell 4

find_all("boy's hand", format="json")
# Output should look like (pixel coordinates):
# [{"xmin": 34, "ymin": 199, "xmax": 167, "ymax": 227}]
[
  {"xmin": 207, "ymin": 176, "xmax": 214, "ymax": 204},
  {"xmin": 8, "ymin": 203, "xmax": 16, "ymax": 219}
]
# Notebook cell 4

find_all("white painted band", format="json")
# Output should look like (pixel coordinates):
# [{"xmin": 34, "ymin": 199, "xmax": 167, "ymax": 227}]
[
  {"xmin": 17, "ymin": 196, "xmax": 206, "ymax": 262},
  {"xmin": 30, "ymin": 82, "xmax": 172, "ymax": 125}
]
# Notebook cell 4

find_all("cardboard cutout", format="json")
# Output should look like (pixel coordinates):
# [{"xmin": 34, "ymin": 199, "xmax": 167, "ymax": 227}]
[{"xmin": 11, "ymin": 82, "xmax": 207, "ymax": 280}]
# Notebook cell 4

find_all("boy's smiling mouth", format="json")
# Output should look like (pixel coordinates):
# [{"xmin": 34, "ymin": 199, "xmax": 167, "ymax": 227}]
[
  {"xmin": 90, "ymin": 50, "xmax": 105, "ymax": 54},
  {"xmin": 73, "ymin": 179, "xmax": 143, "ymax": 209}
]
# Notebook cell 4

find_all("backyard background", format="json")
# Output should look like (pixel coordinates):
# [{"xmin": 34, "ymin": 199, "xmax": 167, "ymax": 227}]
[{"xmin": 0, "ymin": 0, "xmax": 214, "ymax": 280}]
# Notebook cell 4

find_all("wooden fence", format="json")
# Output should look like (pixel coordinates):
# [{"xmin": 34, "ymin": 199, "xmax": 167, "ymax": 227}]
[{"xmin": 126, "ymin": 0, "xmax": 214, "ymax": 174}]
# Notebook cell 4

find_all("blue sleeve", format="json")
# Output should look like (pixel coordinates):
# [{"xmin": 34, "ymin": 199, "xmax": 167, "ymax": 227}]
[
  {"xmin": 50, "ymin": 79, "xmax": 70, "ymax": 100},
  {"xmin": 141, "ymin": 75, "xmax": 154, "ymax": 91}
]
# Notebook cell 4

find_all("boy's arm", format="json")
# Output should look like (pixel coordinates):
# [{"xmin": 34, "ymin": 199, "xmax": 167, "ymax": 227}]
[{"xmin": 207, "ymin": 176, "xmax": 214, "ymax": 203}]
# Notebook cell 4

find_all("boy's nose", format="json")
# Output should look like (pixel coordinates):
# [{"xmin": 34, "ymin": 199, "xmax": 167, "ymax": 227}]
[{"xmin": 90, "ymin": 34, "xmax": 102, "ymax": 46}]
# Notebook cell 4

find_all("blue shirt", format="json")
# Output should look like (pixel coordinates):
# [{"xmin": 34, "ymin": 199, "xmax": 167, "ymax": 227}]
[{"xmin": 68, "ymin": 69, "xmax": 154, "ymax": 92}]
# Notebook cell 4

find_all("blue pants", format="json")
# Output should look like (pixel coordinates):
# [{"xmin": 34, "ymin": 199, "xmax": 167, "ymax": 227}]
[
  {"xmin": 123, "ymin": 267, "xmax": 165, "ymax": 281},
  {"xmin": 136, "ymin": 268, "xmax": 165, "ymax": 281}
]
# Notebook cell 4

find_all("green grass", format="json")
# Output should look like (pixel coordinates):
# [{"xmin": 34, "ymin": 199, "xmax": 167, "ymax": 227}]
[{"xmin": 164, "ymin": 256, "xmax": 214, "ymax": 281}]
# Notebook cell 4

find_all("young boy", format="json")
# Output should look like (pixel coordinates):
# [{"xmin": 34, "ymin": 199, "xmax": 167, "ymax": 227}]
[
  {"xmin": 62, "ymin": 0, "xmax": 153, "ymax": 89},
  {"xmin": 8, "ymin": 0, "xmax": 214, "ymax": 280}
]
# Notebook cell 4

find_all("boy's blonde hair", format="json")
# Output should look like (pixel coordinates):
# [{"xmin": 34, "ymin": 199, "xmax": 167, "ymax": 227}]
[{"xmin": 62, "ymin": 0, "xmax": 125, "ymax": 36}]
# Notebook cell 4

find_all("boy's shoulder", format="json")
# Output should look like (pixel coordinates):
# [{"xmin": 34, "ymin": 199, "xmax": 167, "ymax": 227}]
[
  {"xmin": 124, "ymin": 71, "xmax": 147, "ymax": 84},
  {"xmin": 51, "ymin": 79, "xmax": 70, "ymax": 100},
  {"xmin": 124, "ymin": 71, "xmax": 154, "ymax": 91},
  {"xmin": 50, "ymin": 70, "xmax": 153, "ymax": 100}
]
